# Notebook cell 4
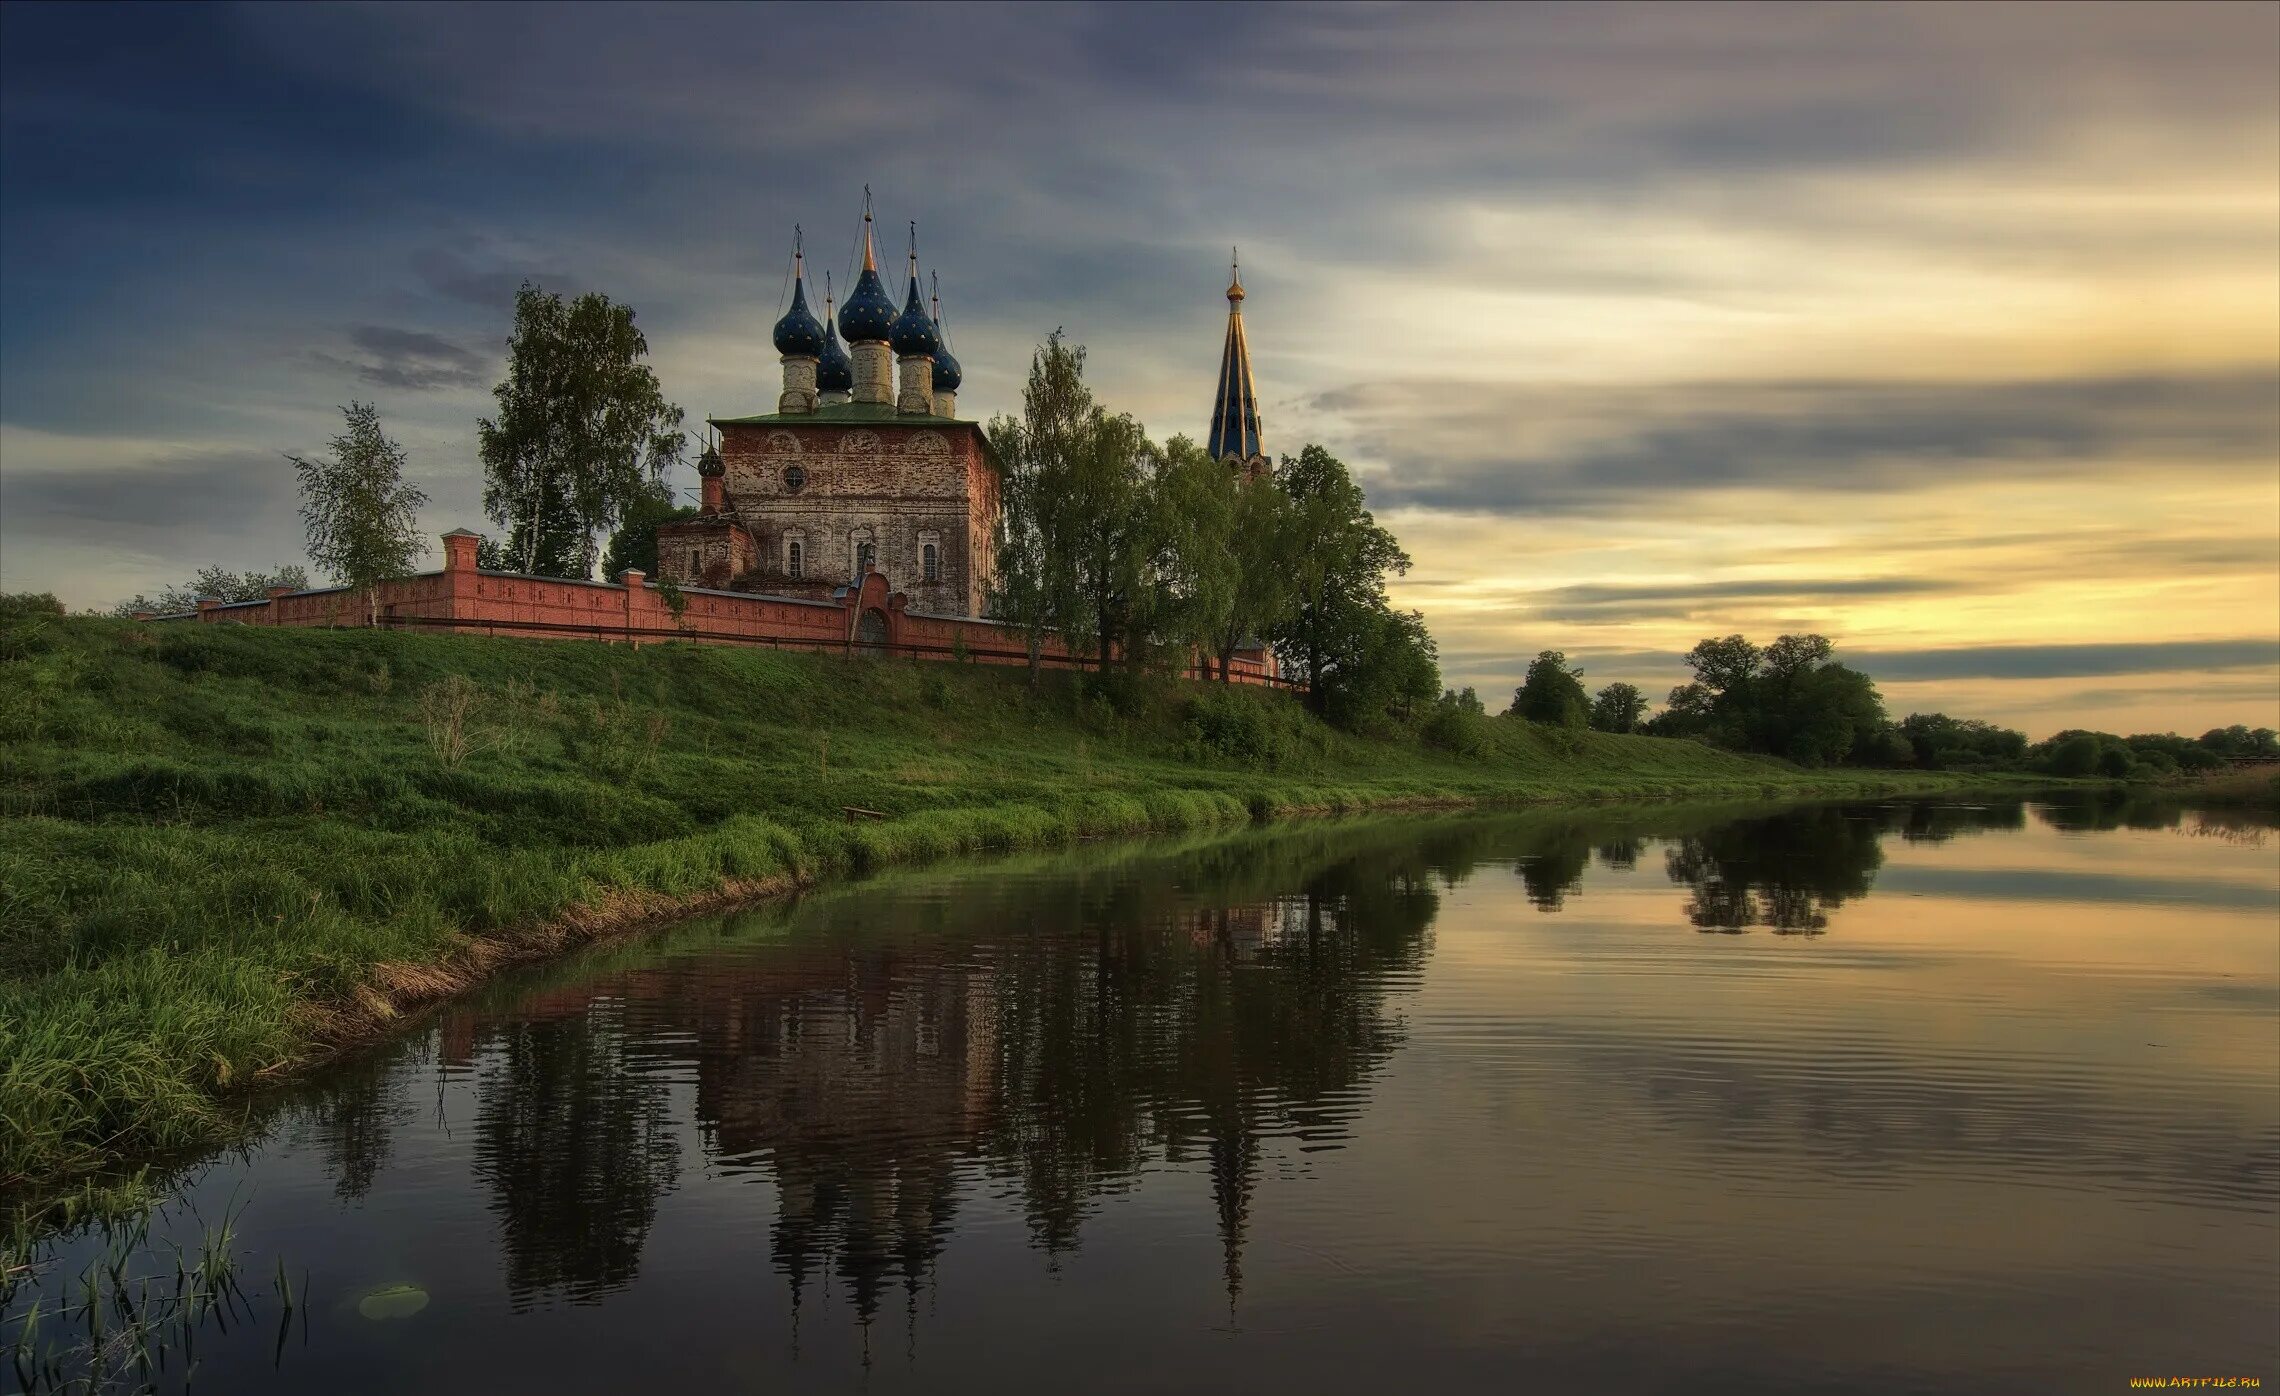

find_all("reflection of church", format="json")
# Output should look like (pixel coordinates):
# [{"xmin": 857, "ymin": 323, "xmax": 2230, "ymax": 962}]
[
  {"xmin": 657, "ymin": 199, "xmax": 1274, "ymax": 620},
  {"xmin": 410, "ymin": 837, "xmax": 1434, "ymax": 1326}
]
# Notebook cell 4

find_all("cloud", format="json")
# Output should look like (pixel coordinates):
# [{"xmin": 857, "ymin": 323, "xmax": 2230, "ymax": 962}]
[
  {"xmin": 0, "ymin": 447, "xmax": 294, "ymax": 535},
  {"xmin": 409, "ymin": 246, "xmax": 572, "ymax": 310},
  {"xmin": 1529, "ymin": 577, "xmax": 1959, "ymax": 624},
  {"xmin": 1844, "ymin": 641, "xmax": 2279, "ymax": 683},
  {"xmin": 310, "ymin": 325, "xmax": 489, "ymax": 391},
  {"xmin": 1328, "ymin": 372, "xmax": 2280, "ymax": 516}
]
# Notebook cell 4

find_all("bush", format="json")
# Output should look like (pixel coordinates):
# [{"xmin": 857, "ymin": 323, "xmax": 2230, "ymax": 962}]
[
  {"xmin": 0, "ymin": 593, "xmax": 66, "ymax": 660},
  {"xmin": 1182, "ymin": 686, "xmax": 1311, "ymax": 768},
  {"xmin": 0, "ymin": 592, "xmax": 64, "ymax": 622},
  {"xmin": 1423, "ymin": 687, "xmax": 1490, "ymax": 757}
]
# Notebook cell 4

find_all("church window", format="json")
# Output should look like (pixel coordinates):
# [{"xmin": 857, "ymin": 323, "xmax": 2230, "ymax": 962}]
[
  {"xmin": 787, "ymin": 541, "xmax": 803, "ymax": 578},
  {"xmin": 857, "ymin": 541, "xmax": 877, "ymax": 578},
  {"xmin": 688, "ymin": 549, "xmax": 701, "ymax": 577},
  {"xmin": 922, "ymin": 543, "xmax": 939, "ymax": 583},
  {"xmin": 783, "ymin": 465, "xmax": 806, "ymax": 493}
]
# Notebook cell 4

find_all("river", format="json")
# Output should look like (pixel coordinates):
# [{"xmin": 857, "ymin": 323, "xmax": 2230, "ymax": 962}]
[{"xmin": 8, "ymin": 795, "xmax": 2276, "ymax": 1393}]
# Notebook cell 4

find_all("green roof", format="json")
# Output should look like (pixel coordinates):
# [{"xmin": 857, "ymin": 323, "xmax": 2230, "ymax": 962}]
[{"xmin": 707, "ymin": 402, "xmax": 979, "ymax": 429}]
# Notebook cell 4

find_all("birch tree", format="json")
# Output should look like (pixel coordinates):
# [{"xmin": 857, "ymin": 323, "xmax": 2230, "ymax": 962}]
[
  {"xmin": 289, "ymin": 401, "xmax": 427, "ymax": 624},
  {"xmin": 478, "ymin": 283, "xmax": 686, "ymax": 578}
]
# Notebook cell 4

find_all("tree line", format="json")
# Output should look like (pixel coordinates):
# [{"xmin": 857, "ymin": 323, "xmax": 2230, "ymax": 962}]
[{"xmin": 1506, "ymin": 632, "xmax": 2279, "ymax": 776}]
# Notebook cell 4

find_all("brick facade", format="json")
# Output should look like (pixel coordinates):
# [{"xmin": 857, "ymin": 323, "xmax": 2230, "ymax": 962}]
[{"xmin": 664, "ymin": 414, "xmax": 998, "ymax": 617}]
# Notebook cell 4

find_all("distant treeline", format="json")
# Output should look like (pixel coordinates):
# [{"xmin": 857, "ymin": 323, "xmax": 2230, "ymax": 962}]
[{"xmin": 1503, "ymin": 632, "xmax": 2278, "ymax": 777}]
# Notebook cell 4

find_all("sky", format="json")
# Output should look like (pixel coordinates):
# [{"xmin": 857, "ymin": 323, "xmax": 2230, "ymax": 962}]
[{"xmin": 2, "ymin": 2, "xmax": 2274, "ymax": 739}]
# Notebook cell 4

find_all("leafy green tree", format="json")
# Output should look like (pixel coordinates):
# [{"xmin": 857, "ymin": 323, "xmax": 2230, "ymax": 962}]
[
  {"xmin": 1511, "ymin": 650, "xmax": 1588, "ymax": 728},
  {"xmin": 1588, "ymin": 680, "xmax": 1647, "ymax": 734},
  {"xmin": 1319, "ymin": 605, "xmax": 1439, "ymax": 732},
  {"xmin": 1063, "ymin": 408, "xmax": 1155, "ymax": 671},
  {"xmin": 987, "ymin": 331, "xmax": 1093, "ymax": 682},
  {"xmin": 2200, "ymin": 725, "xmax": 2280, "ymax": 759},
  {"xmin": 1146, "ymin": 436, "xmax": 1301, "ymax": 682},
  {"xmin": 290, "ymin": 401, "xmax": 427, "ymax": 622},
  {"xmin": 1646, "ymin": 632, "xmax": 1886, "ymax": 765},
  {"xmin": 1686, "ymin": 634, "xmax": 1763, "ymax": 696},
  {"xmin": 1898, "ymin": 712, "xmax": 2029, "ymax": 770},
  {"xmin": 2037, "ymin": 731, "xmax": 2107, "ymax": 777},
  {"xmin": 598, "ymin": 481, "xmax": 698, "ymax": 581},
  {"xmin": 2123, "ymin": 731, "xmax": 2223, "ymax": 773},
  {"xmin": 113, "ymin": 563, "xmax": 311, "ymax": 616},
  {"xmin": 479, "ymin": 283, "xmax": 686, "ymax": 578},
  {"xmin": 1272, "ymin": 445, "xmax": 1414, "ymax": 720}
]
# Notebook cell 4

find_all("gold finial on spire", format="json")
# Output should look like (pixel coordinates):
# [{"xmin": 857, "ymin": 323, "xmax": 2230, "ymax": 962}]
[
  {"xmin": 1227, "ymin": 246, "xmax": 1245, "ymax": 303},
  {"xmin": 861, "ymin": 186, "xmax": 877, "ymax": 272}
]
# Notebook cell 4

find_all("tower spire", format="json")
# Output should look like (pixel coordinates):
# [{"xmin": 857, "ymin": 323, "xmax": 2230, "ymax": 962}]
[
  {"xmin": 862, "ymin": 185, "xmax": 877, "ymax": 272},
  {"xmin": 1207, "ymin": 248, "xmax": 1264, "ymax": 473}
]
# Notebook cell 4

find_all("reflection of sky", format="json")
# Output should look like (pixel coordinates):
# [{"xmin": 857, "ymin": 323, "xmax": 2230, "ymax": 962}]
[{"xmin": 4, "ymin": 6, "xmax": 2275, "ymax": 736}]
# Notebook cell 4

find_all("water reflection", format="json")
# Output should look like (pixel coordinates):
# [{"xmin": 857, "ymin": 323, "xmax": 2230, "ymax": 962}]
[
  {"xmin": 207, "ymin": 794, "xmax": 2275, "ymax": 1394},
  {"xmin": 364, "ymin": 830, "xmax": 1449, "ymax": 1320},
  {"xmin": 300, "ymin": 803, "xmax": 2056, "ymax": 1320}
]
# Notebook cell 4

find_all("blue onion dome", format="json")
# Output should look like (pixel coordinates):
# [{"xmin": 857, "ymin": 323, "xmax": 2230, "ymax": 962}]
[
  {"xmin": 771, "ymin": 272, "xmax": 825, "ymax": 358},
  {"xmin": 889, "ymin": 275, "xmax": 939, "ymax": 357},
  {"xmin": 696, "ymin": 442, "xmax": 724, "ymax": 477},
  {"xmin": 816, "ymin": 297, "xmax": 854, "ymax": 394},
  {"xmin": 929, "ymin": 279, "xmax": 961, "ymax": 392},
  {"xmin": 837, "ymin": 266, "xmax": 896, "ymax": 343}
]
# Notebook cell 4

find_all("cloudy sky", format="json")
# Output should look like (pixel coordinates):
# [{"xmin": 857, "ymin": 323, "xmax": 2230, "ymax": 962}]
[{"xmin": 3, "ymin": 2, "xmax": 2274, "ymax": 737}]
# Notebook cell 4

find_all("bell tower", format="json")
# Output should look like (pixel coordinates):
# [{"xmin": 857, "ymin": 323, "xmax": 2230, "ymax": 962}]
[{"xmin": 1207, "ymin": 250, "xmax": 1269, "ymax": 478}]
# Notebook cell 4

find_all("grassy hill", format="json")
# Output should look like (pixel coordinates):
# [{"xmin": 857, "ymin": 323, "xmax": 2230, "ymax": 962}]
[{"xmin": 0, "ymin": 615, "xmax": 1981, "ymax": 1192}]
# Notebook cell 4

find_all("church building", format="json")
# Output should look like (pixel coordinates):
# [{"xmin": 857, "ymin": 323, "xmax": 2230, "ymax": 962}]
[
  {"xmin": 659, "ymin": 198, "xmax": 994, "ymax": 613},
  {"xmin": 658, "ymin": 207, "xmax": 1271, "ymax": 619}
]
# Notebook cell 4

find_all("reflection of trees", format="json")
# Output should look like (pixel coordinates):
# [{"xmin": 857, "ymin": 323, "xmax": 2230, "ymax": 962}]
[
  {"xmin": 1518, "ymin": 832, "xmax": 1595, "ymax": 911},
  {"xmin": 2033, "ymin": 790, "xmax": 2183, "ymax": 833},
  {"xmin": 356, "ymin": 799, "xmax": 2040, "ymax": 1323},
  {"xmin": 1666, "ymin": 807, "xmax": 1882, "ymax": 934},
  {"xmin": 1663, "ymin": 802, "xmax": 2028, "ymax": 934},
  {"xmin": 301, "ymin": 1053, "xmax": 411, "ymax": 1205},
  {"xmin": 424, "ymin": 825, "xmax": 1440, "ymax": 1323},
  {"xmin": 470, "ymin": 1005, "xmax": 681, "ymax": 1307},
  {"xmin": 1897, "ymin": 800, "xmax": 2026, "ymax": 843}
]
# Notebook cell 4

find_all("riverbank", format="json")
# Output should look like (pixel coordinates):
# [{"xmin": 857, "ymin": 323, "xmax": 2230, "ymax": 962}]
[{"xmin": 0, "ymin": 617, "xmax": 2006, "ymax": 1194}]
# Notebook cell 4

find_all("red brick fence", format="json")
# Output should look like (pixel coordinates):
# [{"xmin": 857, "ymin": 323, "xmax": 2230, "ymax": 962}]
[{"xmin": 152, "ymin": 529, "xmax": 1289, "ymax": 688}]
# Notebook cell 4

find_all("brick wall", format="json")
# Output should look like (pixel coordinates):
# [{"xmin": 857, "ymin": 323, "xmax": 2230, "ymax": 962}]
[{"xmin": 175, "ymin": 530, "xmax": 1288, "ymax": 688}]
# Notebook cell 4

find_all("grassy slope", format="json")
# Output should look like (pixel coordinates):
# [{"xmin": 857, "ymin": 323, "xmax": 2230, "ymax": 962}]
[{"xmin": 0, "ymin": 617, "xmax": 1984, "ymax": 1190}]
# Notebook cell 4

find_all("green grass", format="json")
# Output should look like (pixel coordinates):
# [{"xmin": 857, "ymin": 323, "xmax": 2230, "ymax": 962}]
[{"xmin": 0, "ymin": 616, "xmax": 1986, "ymax": 1194}]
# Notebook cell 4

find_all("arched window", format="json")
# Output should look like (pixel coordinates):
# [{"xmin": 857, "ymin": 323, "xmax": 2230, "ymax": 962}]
[
  {"xmin": 688, "ymin": 549, "xmax": 701, "ymax": 578},
  {"xmin": 856, "ymin": 541, "xmax": 877, "ymax": 578},
  {"xmin": 786, "ymin": 540, "xmax": 803, "ymax": 579},
  {"xmin": 921, "ymin": 542, "xmax": 939, "ymax": 584}
]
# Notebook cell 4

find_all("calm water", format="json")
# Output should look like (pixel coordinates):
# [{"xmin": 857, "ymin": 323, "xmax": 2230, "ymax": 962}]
[{"xmin": 13, "ymin": 797, "xmax": 2279, "ymax": 1393}]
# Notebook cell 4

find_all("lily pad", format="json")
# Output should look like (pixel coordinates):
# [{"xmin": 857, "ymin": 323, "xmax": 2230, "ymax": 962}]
[{"xmin": 357, "ymin": 1283, "xmax": 430, "ymax": 1320}]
